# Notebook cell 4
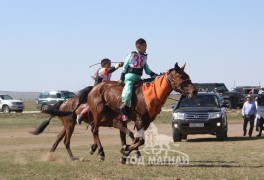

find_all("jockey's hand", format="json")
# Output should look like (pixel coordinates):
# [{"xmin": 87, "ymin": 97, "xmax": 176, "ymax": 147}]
[
  {"xmin": 115, "ymin": 63, "xmax": 123, "ymax": 69},
  {"xmin": 118, "ymin": 80, "xmax": 125, "ymax": 86}
]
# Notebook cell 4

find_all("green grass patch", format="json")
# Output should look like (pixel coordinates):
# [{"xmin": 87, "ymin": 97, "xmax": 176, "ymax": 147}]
[{"xmin": 0, "ymin": 113, "xmax": 61, "ymax": 128}]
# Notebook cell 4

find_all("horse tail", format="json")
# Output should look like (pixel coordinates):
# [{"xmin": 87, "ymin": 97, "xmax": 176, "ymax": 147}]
[
  {"xmin": 32, "ymin": 101, "xmax": 69, "ymax": 135},
  {"xmin": 78, "ymin": 86, "xmax": 94, "ymax": 104},
  {"xmin": 31, "ymin": 115, "xmax": 53, "ymax": 135}
]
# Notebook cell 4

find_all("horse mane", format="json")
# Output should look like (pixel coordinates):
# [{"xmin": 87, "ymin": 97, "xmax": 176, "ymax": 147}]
[
  {"xmin": 78, "ymin": 86, "xmax": 94, "ymax": 104},
  {"xmin": 168, "ymin": 68, "xmax": 174, "ymax": 72}
]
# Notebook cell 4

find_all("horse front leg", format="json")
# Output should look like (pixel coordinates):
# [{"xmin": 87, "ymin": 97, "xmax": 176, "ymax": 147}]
[
  {"xmin": 123, "ymin": 119, "xmax": 150, "ymax": 157},
  {"xmin": 119, "ymin": 121, "xmax": 141, "ymax": 158},
  {"xmin": 113, "ymin": 119, "xmax": 135, "ymax": 142}
]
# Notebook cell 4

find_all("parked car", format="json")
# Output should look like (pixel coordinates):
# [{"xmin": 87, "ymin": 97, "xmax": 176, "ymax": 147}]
[
  {"xmin": 172, "ymin": 92, "xmax": 228, "ymax": 142},
  {"xmin": 0, "ymin": 94, "xmax": 24, "ymax": 113},
  {"xmin": 194, "ymin": 83, "xmax": 244, "ymax": 109},
  {"xmin": 256, "ymin": 94, "xmax": 264, "ymax": 131},
  {"xmin": 36, "ymin": 91, "xmax": 76, "ymax": 111}
]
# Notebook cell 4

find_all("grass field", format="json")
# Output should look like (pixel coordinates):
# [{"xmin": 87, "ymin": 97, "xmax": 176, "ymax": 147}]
[
  {"xmin": 23, "ymin": 101, "xmax": 38, "ymax": 111},
  {"xmin": 0, "ymin": 110, "xmax": 263, "ymax": 180}
]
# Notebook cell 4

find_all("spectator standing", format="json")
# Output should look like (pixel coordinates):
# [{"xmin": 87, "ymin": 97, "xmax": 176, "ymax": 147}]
[{"xmin": 242, "ymin": 95, "xmax": 257, "ymax": 137}]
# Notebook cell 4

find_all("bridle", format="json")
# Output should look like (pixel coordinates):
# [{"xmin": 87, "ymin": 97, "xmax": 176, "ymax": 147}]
[{"xmin": 166, "ymin": 71, "xmax": 191, "ymax": 93}]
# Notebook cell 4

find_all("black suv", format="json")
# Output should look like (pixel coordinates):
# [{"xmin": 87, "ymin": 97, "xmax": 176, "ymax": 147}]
[
  {"xmin": 194, "ymin": 83, "xmax": 244, "ymax": 109},
  {"xmin": 172, "ymin": 92, "xmax": 228, "ymax": 141},
  {"xmin": 36, "ymin": 91, "xmax": 76, "ymax": 110}
]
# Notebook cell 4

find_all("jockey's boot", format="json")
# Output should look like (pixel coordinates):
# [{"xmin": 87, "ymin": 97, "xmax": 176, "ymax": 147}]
[
  {"xmin": 76, "ymin": 114, "xmax": 82, "ymax": 125},
  {"xmin": 121, "ymin": 104, "xmax": 129, "ymax": 121}
]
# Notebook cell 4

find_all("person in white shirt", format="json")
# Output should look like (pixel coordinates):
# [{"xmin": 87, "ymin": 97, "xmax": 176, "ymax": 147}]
[{"xmin": 242, "ymin": 95, "xmax": 257, "ymax": 137}]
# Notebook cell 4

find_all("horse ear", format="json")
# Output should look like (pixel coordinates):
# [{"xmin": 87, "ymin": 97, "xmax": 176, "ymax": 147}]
[
  {"xmin": 181, "ymin": 63, "xmax": 186, "ymax": 70},
  {"xmin": 175, "ymin": 63, "xmax": 181, "ymax": 72}
]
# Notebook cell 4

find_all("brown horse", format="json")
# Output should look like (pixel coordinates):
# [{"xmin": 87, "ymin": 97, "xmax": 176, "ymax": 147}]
[
  {"xmin": 87, "ymin": 63, "xmax": 197, "ymax": 160},
  {"xmin": 32, "ymin": 86, "xmax": 134, "ymax": 161},
  {"xmin": 33, "ymin": 63, "xmax": 197, "ymax": 161},
  {"xmin": 32, "ymin": 87, "xmax": 94, "ymax": 161}
]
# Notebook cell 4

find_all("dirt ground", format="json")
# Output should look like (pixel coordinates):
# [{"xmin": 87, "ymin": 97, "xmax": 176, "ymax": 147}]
[
  {"xmin": 0, "ymin": 120, "xmax": 263, "ymax": 153},
  {"xmin": 1, "ymin": 118, "xmax": 264, "ymax": 180}
]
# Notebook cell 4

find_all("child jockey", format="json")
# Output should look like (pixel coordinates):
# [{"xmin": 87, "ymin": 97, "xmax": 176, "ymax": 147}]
[
  {"xmin": 76, "ymin": 58, "xmax": 122, "ymax": 124},
  {"xmin": 119, "ymin": 38, "xmax": 158, "ymax": 120}
]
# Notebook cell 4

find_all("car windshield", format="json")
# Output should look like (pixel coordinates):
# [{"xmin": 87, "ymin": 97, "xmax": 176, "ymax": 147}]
[
  {"xmin": 179, "ymin": 95, "xmax": 219, "ymax": 108},
  {"xmin": 257, "ymin": 96, "xmax": 264, "ymax": 106},
  {"xmin": 0, "ymin": 95, "xmax": 13, "ymax": 100}
]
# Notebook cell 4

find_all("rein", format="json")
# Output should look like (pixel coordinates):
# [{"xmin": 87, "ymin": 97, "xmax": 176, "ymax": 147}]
[{"xmin": 166, "ymin": 72, "xmax": 191, "ymax": 92}]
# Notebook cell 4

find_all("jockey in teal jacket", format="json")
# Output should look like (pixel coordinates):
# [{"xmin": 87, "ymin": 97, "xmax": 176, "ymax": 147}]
[{"xmin": 120, "ymin": 38, "xmax": 157, "ymax": 118}]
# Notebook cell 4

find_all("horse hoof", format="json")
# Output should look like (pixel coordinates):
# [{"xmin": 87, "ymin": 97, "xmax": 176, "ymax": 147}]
[
  {"xmin": 135, "ymin": 151, "xmax": 141, "ymax": 159},
  {"xmin": 90, "ymin": 144, "xmax": 98, "ymax": 155},
  {"xmin": 120, "ymin": 156, "xmax": 128, "ymax": 165},
  {"xmin": 99, "ymin": 155, "xmax": 105, "ymax": 161},
  {"xmin": 71, "ymin": 157, "xmax": 79, "ymax": 161}
]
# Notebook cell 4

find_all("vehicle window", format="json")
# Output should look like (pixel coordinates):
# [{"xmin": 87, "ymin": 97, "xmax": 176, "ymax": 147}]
[
  {"xmin": 257, "ymin": 96, "xmax": 264, "ymax": 106},
  {"xmin": 64, "ymin": 92, "xmax": 76, "ymax": 98},
  {"xmin": 253, "ymin": 89, "xmax": 259, "ymax": 94},
  {"xmin": 39, "ymin": 93, "xmax": 49, "ymax": 98},
  {"xmin": 244, "ymin": 89, "xmax": 253, "ymax": 94},
  {"xmin": 0, "ymin": 95, "xmax": 13, "ymax": 100},
  {"xmin": 179, "ymin": 95, "xmax": 219, "ymax": 108},
  {"xmin": 48, "ymin": 94, "xmax": 59, "ymax": 98},
  {"xmin": 215, "ymin": 84, "xmax": 228, "ymax": 93}
]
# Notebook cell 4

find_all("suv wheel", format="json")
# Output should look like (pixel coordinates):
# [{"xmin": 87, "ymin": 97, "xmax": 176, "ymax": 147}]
[
  {"xmin": 2, "ymin": 105, "xmax": 10, "ymax": 113},
  {"xmin": 181, "ymin": 134, "xmax": 188, "ymax": 140},
  {"xmin": 41, "ymin": 104, "xmax": 50, "ymax": 111},
  {"xmin": 173, "ymin": 128, "xmax": 182, "ymax": 142},
  {"xmin": 216, "ymin": 130, "xmax": 226, "ymax": 141}
]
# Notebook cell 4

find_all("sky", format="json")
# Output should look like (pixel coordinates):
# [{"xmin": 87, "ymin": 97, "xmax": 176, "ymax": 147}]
[{"xmin": 0, "ymin": 0, "xmax": 264, "ymax": 92}]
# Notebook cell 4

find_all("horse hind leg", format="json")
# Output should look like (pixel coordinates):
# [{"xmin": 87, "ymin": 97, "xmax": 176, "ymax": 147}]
[
  {"xmin": 91, "ymin": 121, "xmax": 105, "ymax": 161},
  {"xmin": 89, "ymin": 124, "xmax": 98, "ymax": 155},
  {"xmin": 64, "ymin": 123, "xmax": 78, "ymax": 161},
  {"xmin": 50, "ymin": 127, "xmax": 66, "ymax": 153}
]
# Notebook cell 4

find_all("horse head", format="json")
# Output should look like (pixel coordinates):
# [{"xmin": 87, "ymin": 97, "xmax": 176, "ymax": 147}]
[{"xmin": 167, "ymin": 63, "xmax": 198, "ymax": 98}]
